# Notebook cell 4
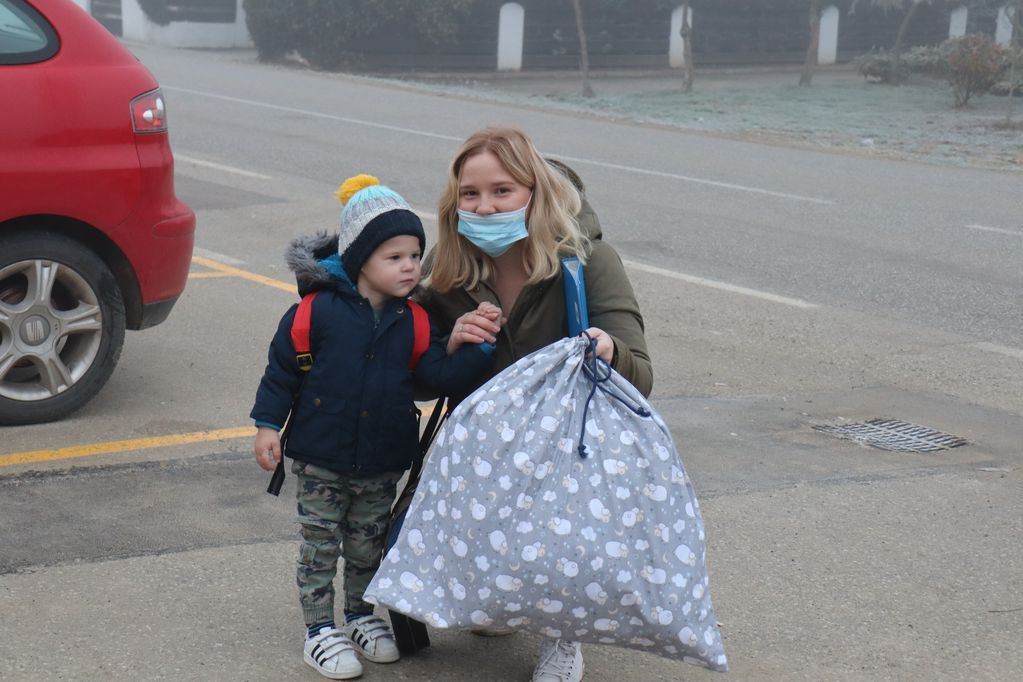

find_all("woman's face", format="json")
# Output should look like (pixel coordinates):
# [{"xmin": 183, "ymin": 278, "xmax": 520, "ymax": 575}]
[{"xmin": 457, "ymin": 151, "xmax": 531, "ymax": 216}]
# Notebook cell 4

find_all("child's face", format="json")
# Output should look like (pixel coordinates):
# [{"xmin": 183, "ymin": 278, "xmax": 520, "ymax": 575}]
[
  {"xmin": 457, "ymin": 151, "xmax": 531, "ymax": 216},
  {"xmin": 358, "ymin": 235, "xmax": 422, "ymax": 305}
]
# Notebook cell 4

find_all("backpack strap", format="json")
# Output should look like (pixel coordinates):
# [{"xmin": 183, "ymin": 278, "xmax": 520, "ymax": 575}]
[
  {"xmin": 290, "ymin": 292, "xmax": 319, "ymax": 372},
  {"xmin": 561, "ymin": 257, "xmax": 588, "ymax": 337},
  {"xmin": 407, "ymin": 300, "xmax": 430, "ymax": 369}
]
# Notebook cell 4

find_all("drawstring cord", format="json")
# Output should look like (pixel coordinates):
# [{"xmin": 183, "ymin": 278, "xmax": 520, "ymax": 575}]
[{"xmin": 577, "ymin": 332, "xmax": 651, "ymax": 458}]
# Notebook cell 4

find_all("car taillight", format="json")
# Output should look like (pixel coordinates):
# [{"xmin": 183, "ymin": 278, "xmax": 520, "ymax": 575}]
[{"xmin": 131, "ymin": 89, "xmax": 167, "ymax": 133}]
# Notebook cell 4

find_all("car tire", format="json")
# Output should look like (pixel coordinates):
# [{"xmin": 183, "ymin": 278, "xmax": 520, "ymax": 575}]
[{"xmin": 0, "ymin": 232, "xmax": 126, "ymax": 425}]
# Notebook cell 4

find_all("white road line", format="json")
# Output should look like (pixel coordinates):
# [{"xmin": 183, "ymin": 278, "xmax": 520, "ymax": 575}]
[
  {"xmin": 554, "ymin": 154, "xmax": 834, "ymax": 205},
  {"xmin": 622, "ymin": 259, "xmax": 819, "ymax": 309},
  {"xmin": 965, "ymin": 224, "xmax": 1023, "ymax": 237},
  {"xmin": 166, "ymin": 86, "xmax": 462, "ymax": 141},
  {"xmin": 165, "ymin": 85, "xmax": 829, "ymax": 205},
  {"xmin": 176, "ymin": 154, "xmax": 272, "ymax": 180},
  {"xmin": 971, "ymin": 342, "xmax": 1023, "ymax": 360},
  {"xmin": 192, "ymin": 248, "xmax": 246, "ymax": 265}
]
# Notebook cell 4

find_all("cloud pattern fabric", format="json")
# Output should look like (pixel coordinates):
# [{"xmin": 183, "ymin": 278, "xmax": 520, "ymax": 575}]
[{"xmin": 365, "ymin": 336, "xmax": 727, "ymax": 671}]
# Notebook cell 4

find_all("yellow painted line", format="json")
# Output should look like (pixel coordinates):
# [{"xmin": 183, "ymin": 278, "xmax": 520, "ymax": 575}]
[
  {"xmin": 188, "ymin": 272, "xmax": 234, "ymax": 279},
  {"xmin": 191, "ymin": 255, "xmax": 297, "ymax": 293},
  {"xmin": 0, "ymin": 427, "xmax": 253, "ymax": 467}
]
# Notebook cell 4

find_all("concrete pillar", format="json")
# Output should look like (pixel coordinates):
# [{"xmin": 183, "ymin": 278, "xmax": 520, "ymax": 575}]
[
  {"xmin": 949, "ymin": 6, "xmax": 968, "ymax": 38},
  {"xmin": 497, "ymin": 3, "xmax": 524, "ymax": 72},
  {"xmin": 669, "ymin": 5, "xmax": 694, "ymax": 69},
  {"xmin": 232, "ymin": 0, "xmax": 252, "ymax": 47},
  {"xmin": 995, "ymin": 5, "xmax": 1014, "ymax": 46},
  {"xmin": 818, "ymin": 5, "xmax": 840, "ymax": 66}
]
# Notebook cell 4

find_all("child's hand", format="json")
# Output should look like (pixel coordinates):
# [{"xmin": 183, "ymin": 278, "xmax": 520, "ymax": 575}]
[
  {"xmin": 254, "ymin": 426, "xmax": 282, "ymax": 472},
  {"xmin": 584, "ymin": 327, "xmax": 615, "ymax": 364},
  {"xmin": 447, "ymin": 304, "xmax": 503, "ymax": 354},
  {"xmin": 475, "ymin": 302, "xmax": 504, "ymax": 324}
]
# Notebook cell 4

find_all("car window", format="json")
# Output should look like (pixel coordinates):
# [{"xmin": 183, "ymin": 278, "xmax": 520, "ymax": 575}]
[{"xmin": 0, "ymin": 0, "xmax": 58, "ymax": 64}]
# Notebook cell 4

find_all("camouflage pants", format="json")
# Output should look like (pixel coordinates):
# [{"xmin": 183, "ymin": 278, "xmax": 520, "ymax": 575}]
[{"xmin": 292, "ymin": 461, "xmax": 402, "ymax": 627}]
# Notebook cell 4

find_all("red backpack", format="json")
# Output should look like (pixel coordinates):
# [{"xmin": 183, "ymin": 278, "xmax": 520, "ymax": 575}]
[{"xmin": 289, "ymin": 292, "xmax": 430, "ymax": 372}]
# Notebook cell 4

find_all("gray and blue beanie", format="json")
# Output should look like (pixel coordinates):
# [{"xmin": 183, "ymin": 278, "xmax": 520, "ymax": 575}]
[{"xmin": 336, "ymin": 174, "xmax": 425, "ymax": 282}]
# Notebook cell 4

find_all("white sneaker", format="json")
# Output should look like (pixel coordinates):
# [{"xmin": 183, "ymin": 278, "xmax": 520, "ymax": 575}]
[
  {"xmin": 532, "ymin": 638, "xmax": 584, "ymax": 682},
  {"xmin": 345, "ymin": 614, "xmax": 400, "ymax": 663},
  {"xmin": 304, "ymin": 627, "xmax": 362, "ymax": 680}
]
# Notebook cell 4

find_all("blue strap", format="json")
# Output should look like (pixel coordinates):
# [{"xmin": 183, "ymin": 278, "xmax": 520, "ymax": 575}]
[{"xmin": 561, "ymin": 257, "xmax": 588, "ymax": 338}]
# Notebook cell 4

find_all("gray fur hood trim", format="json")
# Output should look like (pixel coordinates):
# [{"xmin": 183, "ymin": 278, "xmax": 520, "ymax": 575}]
[{"xmin": 284, "ymin": 231, "xmax": 342, "ymax": 288}]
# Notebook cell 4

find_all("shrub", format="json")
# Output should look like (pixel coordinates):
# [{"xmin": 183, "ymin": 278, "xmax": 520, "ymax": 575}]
[
  {"xmin": 945, "ymin": 34, "xmax": 1007, "ymax": 107},
  {"xmin": 852, "ymin": 44, "xmax": 950, "ymax": 84},
  {"xmin": 243, "ymin": 0, "xmax": 304, "ymax": 62},
  {"xmin": 990, "ymin": 47, "xmax": 1023, "ymax": 97}
]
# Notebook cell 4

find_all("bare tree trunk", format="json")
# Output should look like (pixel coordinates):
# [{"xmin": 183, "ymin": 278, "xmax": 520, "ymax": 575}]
[
  {"xmin": 891, "ymin": 0, "xmax": 923, "ymax": 85},
  {"xmin": 800, "ymin": 0, "xmax": 821, "ymax": 86},
  {"xmin": 680, "ymin": 0, "xmax": 694, "ymax": 93},
  {"xmin": 570, "ymin": 0, "xmax": 595, "ymax": 97},
  {"xmin": 1008, "ymin": 2, "xmax": 1021, "ymax": 123}
]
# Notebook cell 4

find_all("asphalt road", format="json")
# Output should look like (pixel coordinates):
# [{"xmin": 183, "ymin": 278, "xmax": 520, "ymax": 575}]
[{"xmin": 1, "ymin": 45, "xmax": 1021, "ymax": 681}]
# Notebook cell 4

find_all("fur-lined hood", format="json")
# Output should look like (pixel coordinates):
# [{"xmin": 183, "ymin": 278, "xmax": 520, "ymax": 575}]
[{"xmin": 284, "ymin": 231, "xmax": 351, "ymax": 297}]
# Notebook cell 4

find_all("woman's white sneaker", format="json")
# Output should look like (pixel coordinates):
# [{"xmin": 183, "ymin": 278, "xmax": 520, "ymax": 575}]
[
  {"xmin": 532, "ymin": 638, "xmax": 584, "ymax": 682},
  {"xmin": 345, "ymin": 614, "xmax": 400, "ymax": 663},
  {"xmin": 304, "ymin": 627, "xmax": 362, "ymax": 680}
]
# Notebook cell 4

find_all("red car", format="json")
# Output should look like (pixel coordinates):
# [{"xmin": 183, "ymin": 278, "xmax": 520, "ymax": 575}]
[{"xmin": 0, "ymin": 0, "xmax": 194, "ymax": 424}]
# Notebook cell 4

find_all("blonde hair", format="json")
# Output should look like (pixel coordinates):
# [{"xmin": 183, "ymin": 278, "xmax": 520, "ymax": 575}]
[{"xmin": 427, "ymin": 126, "xmax": 589, "ymax": 293}]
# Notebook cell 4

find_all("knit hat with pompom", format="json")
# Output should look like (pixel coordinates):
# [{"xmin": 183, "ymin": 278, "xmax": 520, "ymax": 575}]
[{"xmin": 336, "ymin": 174, "xmax": 425, "ymax": 282}]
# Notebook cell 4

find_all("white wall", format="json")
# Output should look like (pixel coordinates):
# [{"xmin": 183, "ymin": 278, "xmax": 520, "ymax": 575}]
[{"xmin": 121, "ymin": 0, "xmax": 252, "ymax": 49}]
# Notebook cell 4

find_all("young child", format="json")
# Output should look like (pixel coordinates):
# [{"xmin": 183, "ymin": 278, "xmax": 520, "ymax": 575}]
[{"xmin": 250, "ymin": 174, "xmax": 499, "ymax": 680}]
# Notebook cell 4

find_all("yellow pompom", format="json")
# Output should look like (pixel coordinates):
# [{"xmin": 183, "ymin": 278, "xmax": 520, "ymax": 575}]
[{"xmin": 336, "ymin": 174, "xmax": 380, "ymax": 205}]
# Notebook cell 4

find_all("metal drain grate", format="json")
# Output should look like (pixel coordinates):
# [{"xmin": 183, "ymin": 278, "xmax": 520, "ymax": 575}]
[{"xmin": 813, "ymin": 418, "xmax": 967, "ymax": 453}]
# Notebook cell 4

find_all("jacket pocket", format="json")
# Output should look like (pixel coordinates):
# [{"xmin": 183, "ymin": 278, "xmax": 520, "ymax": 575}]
[{"xmin": 288, "ymin": 393, "xmax": 353, "ymax": 459}]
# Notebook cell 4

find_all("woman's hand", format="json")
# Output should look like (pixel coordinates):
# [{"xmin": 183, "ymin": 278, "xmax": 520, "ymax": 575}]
[
  {"xmin": 254, "ymin": 426, "xmax": 282, "ymax": 472},
  {"xmin": 584, "ymin": 327, "xmax": 615, "ymax": 364},
  {"xmin": 447, "ymin": 302, "xmax": 504, "ymax": 354}
]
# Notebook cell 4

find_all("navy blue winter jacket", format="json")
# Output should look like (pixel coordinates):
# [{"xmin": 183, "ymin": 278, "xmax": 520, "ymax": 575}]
[{"xmin": 250, "ymin": 232, "xmax": 493, "ymax": 475}]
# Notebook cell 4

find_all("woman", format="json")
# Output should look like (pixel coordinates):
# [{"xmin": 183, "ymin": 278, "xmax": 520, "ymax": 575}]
[{"xmin": 416, "ymin": 126, "xmax": 653, "ymax": 682}]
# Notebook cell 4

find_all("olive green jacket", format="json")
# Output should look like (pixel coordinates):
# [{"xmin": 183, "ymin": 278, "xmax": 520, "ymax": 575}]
[{"xmin": 417, "ymin": 190, "xmax": 653, "ymax": 401}]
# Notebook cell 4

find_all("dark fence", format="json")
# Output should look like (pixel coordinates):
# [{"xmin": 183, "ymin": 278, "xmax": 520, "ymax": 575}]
[
  {"xmin": 838, "ymin": 3, "xmax": 951, "ymax": 60},
  {"xmin": 243, "ymin": 1, "xmax": 975, "ymax": 72},
  {"xmin": 91, "ymin": 0, "xmax": 122, "ymax": 36},
  {"xmin": 167, "ymin": 0, "xmax": 236, "ymax": 24},
  {"xmin": 385, "ymin": 1, "xmax": 958, "ymax": 70}
]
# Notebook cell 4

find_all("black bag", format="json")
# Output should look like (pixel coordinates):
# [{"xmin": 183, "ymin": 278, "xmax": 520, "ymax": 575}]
[{"xmin": 386, "ymin": 397, "xmax": 447, "ymax": 655}]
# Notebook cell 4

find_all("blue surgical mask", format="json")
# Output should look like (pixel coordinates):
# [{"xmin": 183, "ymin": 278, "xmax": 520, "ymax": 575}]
[{"xmin": 457, "ymin": 199, "xmax": 530, "ymax": 258}]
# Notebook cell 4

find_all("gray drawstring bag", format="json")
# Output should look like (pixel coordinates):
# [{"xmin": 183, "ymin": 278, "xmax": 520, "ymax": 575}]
[{"xmin": 365, "ymin": 336, "xmax": 727, "ymax": 671}]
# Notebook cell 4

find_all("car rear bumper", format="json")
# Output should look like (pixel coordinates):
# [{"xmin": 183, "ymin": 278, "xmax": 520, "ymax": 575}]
[
  {"xmin": 129, "ymin": 202, "xmax": 195, "ymax": 303},
  {"xmin": 138, "ymin": 295, "xmax": 181, "ymax": 330}
]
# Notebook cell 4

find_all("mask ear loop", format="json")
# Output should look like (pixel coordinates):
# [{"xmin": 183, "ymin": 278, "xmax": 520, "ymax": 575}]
[{"xmin": 576, "ymin": 332, "xmax": 650, "ymax": 459}]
